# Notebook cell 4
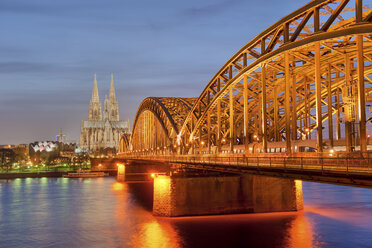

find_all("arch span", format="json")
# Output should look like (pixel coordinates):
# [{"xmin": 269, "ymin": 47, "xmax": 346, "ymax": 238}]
[
  {"xmin": 127, "ymin": 97, "xmax": 197, "ymax": 154},
  {"xmin": 122, "ymin": 0, "xmax": 372, "ymax": 156}
]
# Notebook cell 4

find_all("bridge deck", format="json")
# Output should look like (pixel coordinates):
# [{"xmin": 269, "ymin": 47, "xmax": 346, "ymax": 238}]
[{"xmin": 121, "ymin": 155, "xmax": 372, "ymax": 188}]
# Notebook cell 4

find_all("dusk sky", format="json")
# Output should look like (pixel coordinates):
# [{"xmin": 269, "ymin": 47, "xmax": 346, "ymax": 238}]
[{"xmin": 0, "ymin": 0, "xmax": 311, "ymax": 144}]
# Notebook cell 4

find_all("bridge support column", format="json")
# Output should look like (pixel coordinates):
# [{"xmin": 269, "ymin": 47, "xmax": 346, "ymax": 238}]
[
  {"xmin": 229, "ymin": 87, "xmax": 234, "ymax": 152},
  {"xmin": 357, "ymin": 34, "xmax": 367, "ymax": 153},
  {"xmin": 327, "ymin": 64, "xmax": 334, "ymax": 147},
  {"xmin": 345, "ymin": 54, "xmax": 353, "ymax": 152},
  {"xmin": 336, "ymin": 87, "xmax": 341, "ymax": 140},
  {"xmin": 274, "ymin": 87, "xmax": 279, "ymax": 142},
  {"xmin": 207, "ymin": 112, "xmax": 211, "ymax": 154},
  {"xmin": 244, "ymin": 75, "xmax": 249, "ymax": 150},
  {"xmin": 217, "ymin": 99, "xmax": 222, "ymax": 153},
  {"xmin": 153, "ymin": 174, "xmax": 303, "ymax": 217},
  {"xmin": 117, "ymin": 163, "xmax": 126, "ymax": 182},
  {"xmin": 261, "ymin": 64, "xmax": 267, "ymax": 153},
  {"xmin": 315, "ymin": 41, "xmax": 323, "ymax": 153},
  {"xmin": 117, "ymin": 160, "xmax": 171, "ymax": 182},
  {"xmin": 291, "ymin": 70, "xmax": 297, "ymax": 142},
  {"xmin": 284, "ymin": 52, "xmax": 292, "ymax": 153}
]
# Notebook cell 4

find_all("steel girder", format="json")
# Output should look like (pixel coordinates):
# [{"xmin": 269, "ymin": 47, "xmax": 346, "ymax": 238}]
[
  {"xmin": 178, "ymin": 0, "xmax": 372, "ymax": 155},
  {"xmin": 124, "ymin": 0, "xmax": 372, "ymax": 155},
  {"xmin": 126, "ymin": 97, "xmax": 197, "ymax": 153}
]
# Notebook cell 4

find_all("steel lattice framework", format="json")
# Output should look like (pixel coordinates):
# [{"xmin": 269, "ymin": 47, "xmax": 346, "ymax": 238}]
[{"xmin": 120, "ymin": 0, "xmax": 372, "ymax": 157}]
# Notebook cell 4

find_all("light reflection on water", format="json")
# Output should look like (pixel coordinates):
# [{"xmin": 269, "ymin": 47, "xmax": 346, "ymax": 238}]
[{"xmin": 0, "ymin": 177, "xmax": 372, "ymax": 248}]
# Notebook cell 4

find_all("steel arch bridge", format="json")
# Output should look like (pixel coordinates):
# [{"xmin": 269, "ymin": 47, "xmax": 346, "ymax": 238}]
[{"xmin": 120, "ymin": 0, "xmax": 372, "ymax": 157}]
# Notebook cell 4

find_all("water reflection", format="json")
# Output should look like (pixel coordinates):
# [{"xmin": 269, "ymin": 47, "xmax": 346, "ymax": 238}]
[
  {"xmin": 285, "ymin": 211, "xmax": 320, "ymax": 248},
  {"xmin": 1, "ymin": 178, "xmax": 372, "ymax": 247},
  {"xmin": 130, "ymin": 220, "xmax": 181, "ymax": 248}
]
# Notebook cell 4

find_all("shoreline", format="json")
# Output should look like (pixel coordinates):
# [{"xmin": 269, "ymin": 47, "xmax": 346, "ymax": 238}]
[
  {"xmin": 0, "ymin": 172, "xmax": 68, "ymax": 179},
  {"xmin": 0, "ymin": 170, "xmax": 117, "ymax": 179}
]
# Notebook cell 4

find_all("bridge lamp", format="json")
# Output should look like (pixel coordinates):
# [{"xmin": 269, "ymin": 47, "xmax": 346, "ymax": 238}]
[
  {"xmin": 98, "ymin": 164, "xmax": 102, "ymax": 167},
  {"xmin": 329, "ymin": 149, "xmax": 335, "ymax": 157},
  {"xmin": 201, "ymin": 141, "xmax": 205, "ymax": 145},
  {"xmin": 177, "ymin": 132, "xmax": 182, "ymax": 145},
  {"xmin": 305, "ymin": 128, "xmax": 310, "ymax": 133},
  {"xmin": 173, "ymin": 145, "xmax": 177, "ymax": 148},
  {"xmin": 222, "ymin": 138, "xmax": 226, "ymax": 144}
]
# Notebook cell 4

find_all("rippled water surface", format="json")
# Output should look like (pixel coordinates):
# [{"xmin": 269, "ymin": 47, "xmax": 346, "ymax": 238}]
[{"xmin": 1, "ymin": 177, "xmax": 372, "ymax": 248}]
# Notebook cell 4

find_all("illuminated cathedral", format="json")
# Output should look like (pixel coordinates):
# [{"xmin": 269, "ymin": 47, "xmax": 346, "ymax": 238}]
[{"xmin": 80, "ymin": 74, "xmax": 130, "ymax": 152}]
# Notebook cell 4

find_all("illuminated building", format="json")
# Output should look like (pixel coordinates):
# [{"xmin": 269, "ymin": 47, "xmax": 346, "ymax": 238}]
[{"xmin": 80, "ymin": 74, "xmax": 130, "ymax": 152}]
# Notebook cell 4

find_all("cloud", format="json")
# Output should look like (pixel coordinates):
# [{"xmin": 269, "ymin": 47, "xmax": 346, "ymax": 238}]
[
  {"xmin": 0, "ymin": 62, "xmax": 53, "ymax": 73},
  {"xmin": 183, "ymin": 0, "xmax": 243, "ymax": 18},
  {"xmin": 0, "ymin": 46, "xmax": 32, "ymax": 57},
  {"xmin": 0, "ymin": 2, "xmax": 69, "ymax": 15}
]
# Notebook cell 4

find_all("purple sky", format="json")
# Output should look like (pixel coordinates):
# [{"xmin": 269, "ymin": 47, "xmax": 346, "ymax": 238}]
[{"xmin": 0, "ymin": 0, "xmax": 311, "ymax": 144}]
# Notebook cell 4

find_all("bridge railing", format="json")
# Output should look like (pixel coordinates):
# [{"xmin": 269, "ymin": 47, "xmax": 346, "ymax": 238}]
[{"xmin": 122, "ymin": 154, "xmax": 372, "ymax": 176}]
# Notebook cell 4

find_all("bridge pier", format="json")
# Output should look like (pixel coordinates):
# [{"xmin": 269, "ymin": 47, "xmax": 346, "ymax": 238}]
[
  {"xmin": 153, "ymin": 174, "xmax": 303, "ymax": 217},
  {"xmin": 116, "ymin": 160, "xmax": 171, "ymax": 182}
]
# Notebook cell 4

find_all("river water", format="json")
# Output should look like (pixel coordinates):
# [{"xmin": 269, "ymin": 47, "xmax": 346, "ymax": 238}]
[{"xmin": 0, "ymin": 177, "xmax": 372, "ymax": 248}]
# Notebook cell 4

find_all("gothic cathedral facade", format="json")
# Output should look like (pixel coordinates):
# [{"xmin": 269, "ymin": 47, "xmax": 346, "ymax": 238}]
[{"xmin": 80, "ymin": 74, "xmax": 130, "ymax": 152}]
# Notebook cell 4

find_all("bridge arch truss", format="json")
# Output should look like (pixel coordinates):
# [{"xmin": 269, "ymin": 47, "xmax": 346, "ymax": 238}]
[{"xmin": 121, "ymin": 0, "xmax": 372, "ymax": 156}]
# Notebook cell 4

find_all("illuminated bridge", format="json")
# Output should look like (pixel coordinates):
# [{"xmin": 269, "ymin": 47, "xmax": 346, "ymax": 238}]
[{"xmin": 117, "ymin": 0, "xmax": 372, "ymax": 187}]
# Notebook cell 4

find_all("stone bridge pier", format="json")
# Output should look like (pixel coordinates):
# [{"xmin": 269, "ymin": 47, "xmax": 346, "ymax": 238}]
[
  {"xmin": 117, "ymin": 159, "xmax": 170, "ymax": 182},
  {"xmin": 115, "ymin": 160, "xmax": 303, "ymax": 216},
  {"xmin": 152, "ymin": 174, "xmax": 303, "ymax": 217}
]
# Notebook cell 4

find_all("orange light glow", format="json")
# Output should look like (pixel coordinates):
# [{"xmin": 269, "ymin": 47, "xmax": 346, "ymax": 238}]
[
  {"xmin": 285, "ymin": 212, "xmax": 317, "ymax": 248},
  {"xmin": 129, "ymin": 220, "xmax": 181, "ymax": 248},
  {"xmin": 151, "ymin": 173, "xmax": 156, "ymax": 178},
  {"xmin": 153, "ymin": 175, "xmax": 171, "ymax": 216},
  {"xmin": 111, "ymin": 182, "xmax": 125, "ymax": 191}
]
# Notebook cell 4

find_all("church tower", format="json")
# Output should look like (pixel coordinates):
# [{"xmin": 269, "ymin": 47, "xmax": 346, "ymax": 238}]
[
  {"xmin": 88, "ymin": 74, "xmax": 102, "ymax": 121},
  {"xmin": 104, "ymin": 94, "xmax": 109, "ymax": 121},
  {"xmin": 80, "ymin": 73, "xmax": 130, "ymax": 153},
  {"xmin": 108, "ymin": 73, "xmax": 119, "ymax": 121}
]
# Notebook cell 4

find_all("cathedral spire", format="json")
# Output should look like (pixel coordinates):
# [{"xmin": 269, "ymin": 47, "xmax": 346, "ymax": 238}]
[
  {"xmin": 88, "ymin": 73, "xmax": 102, "ymax": 121},
  {"xmin": 108, "ymin": 73, "xmax": 119, "ymax": 121},
  {"xmin": 109, "ymin": 73, "xmax": 116, "ymax": 101},
  {"xmin": 91, "ymin": 73, "xmax": 100, "ymax": 102}
]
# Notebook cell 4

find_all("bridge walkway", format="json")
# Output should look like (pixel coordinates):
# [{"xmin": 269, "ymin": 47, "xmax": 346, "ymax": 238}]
[{"xmin": 120, "ymin": 155, "xmax": 372, "ymax": 188}]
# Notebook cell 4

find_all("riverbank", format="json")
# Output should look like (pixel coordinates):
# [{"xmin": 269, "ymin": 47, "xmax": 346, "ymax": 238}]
[
  {"xmin": 0, "ymin": 172, "xmax": 68, "ymax": 179},
  {"xmin": 0, "ymin": 170, "xmax": 117, "ymax": 179}
]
